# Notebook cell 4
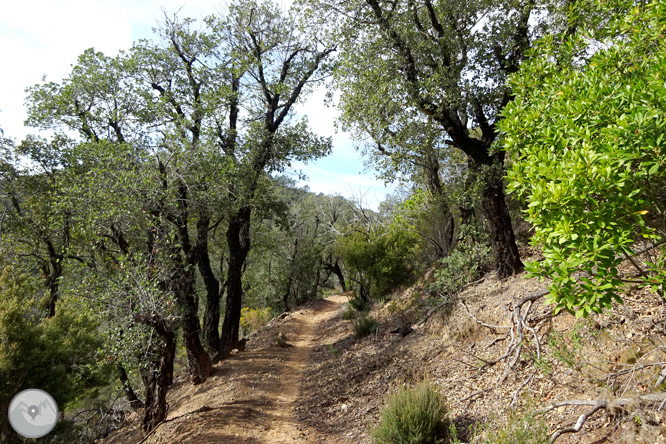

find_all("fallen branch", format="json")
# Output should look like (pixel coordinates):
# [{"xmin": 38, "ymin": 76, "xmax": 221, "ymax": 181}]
[
  {"xmin": 543, "ymin": 393, "xmax": 666, "ymax": 443},
  {"xmin": 548, "ymin": 400, "xmax": 607, "ymax": 444}
]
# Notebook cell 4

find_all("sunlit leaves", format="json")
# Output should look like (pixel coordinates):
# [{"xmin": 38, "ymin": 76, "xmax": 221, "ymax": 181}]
[{"xmin": 501, "ymin": 0, "xmax": 666, "ymax": 315}]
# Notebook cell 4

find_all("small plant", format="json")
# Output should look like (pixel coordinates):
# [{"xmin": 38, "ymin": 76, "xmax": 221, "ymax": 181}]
[
  {"xmin": 348, "ymin": 293, "xmax": 367, "ymax": 311},
  {"xmin": 432, "ymin": 246, "xmax": 491, "ymax": 298},
  {"xmin": 328, "ymin": 343, "xmax": 340, "ymax": 358},
  {"xmin": 240, "ymin": 306, "xmax": 272, "ymax": 335},
  {"xmin": 475, "ymin": 404, "xmax": 549, "ymax": 444},
  {"xmin": 528, "ymin": 353, "xmax": 552, "ymax": 376},
  {"xmin": 372, "ymin": 381, "xmax": 450, "ymax": 444},
  {"xmin": 353, "ymin": 314, "xmax": 378, "ymax": 338},
  {"xmin": 548, "ymin": 332, "xmax": 578, "ymax": 369},
  {"xmin": 341, "ymin": 306, "xmax": 356, "ymax": 320}
]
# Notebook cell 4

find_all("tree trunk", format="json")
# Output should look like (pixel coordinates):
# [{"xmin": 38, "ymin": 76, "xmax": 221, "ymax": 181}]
[
  {"xmin": 197, "ymin": 215, "xmax": 224, "ymax": 363},
  {"xmin": 172, "ymin": 182, "xmax": 212, "ymax": 384},
  {"xmin": 43, "ymin": 251, "xmax": 62, "ymax": 318},
  {"xmin": 178, "ymin": 268, "xmax": 212, "ymax": 384},
  {"xmin": 476, "ymin": 156, "xmax": 524, "ymax": 278},
  {"xmin": 141, "ymin": 323, "xmax": 175, "ymax": 433},
  {"xmin": 332, "ymin": 259, "xmax": 347, "ymax": 292},
  {"xmin": 118, "ymin": 365, "xmax": 144, "ymax": 411},
  {"xmin": 219, "ymin": 206, "xmax": 251, "ymax": 359},
  {"xmin": 424, "ymin": 147, "xmax": 456, "ymax": 257}
]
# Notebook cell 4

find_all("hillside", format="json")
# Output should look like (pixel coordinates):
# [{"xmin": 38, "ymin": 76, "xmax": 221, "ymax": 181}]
[{"xmin": 100, "ymin": 265, "xmax": 666, "ymax": 444}]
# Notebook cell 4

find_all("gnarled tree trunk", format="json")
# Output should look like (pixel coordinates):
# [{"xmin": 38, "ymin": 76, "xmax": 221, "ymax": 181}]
[
  {"xmin": 141, "ymin": 319, "xmax": 175, "ymax": 433},
  {"xmin": 219, "ymin": 205, "xmax": 252, "ymax": 359}
]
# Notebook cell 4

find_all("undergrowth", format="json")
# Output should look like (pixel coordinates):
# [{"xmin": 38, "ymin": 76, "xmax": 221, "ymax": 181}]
[
  {"xmin": 372, "ymin": 381, "xmax": 450, "ymax": 444},
  {"xmin": 353, "ymin": 314, "xmax": 377, "ymax": 338}
]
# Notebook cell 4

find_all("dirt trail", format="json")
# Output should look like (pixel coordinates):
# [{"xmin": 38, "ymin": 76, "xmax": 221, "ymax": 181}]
[
  {"xmin": 109, "ymin": 295, "xmax": 347, "ymax": 444},
  {"xmin": 258, "ymin": 295, "xmax": 347, "ymax": 443}
]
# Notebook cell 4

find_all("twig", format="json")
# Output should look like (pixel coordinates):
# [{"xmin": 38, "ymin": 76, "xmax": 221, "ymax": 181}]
[
  {"xmin": 460, "ymin": 300, "xmax": 510, "ymax": 331},
  {"xmin": 511, "ymin": 371, "xmax": 536, "ymax": 408},
  {"xmin": 415, "ymin": 276, "xmax": 486, "ymax": 327},
  {"xmin": 543, "ymin": 393, "xmax": 666, "ymax": 443}
]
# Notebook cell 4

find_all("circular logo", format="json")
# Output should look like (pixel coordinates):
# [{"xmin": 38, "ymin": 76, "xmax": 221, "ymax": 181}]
[{"xmin": 8, "ymin": 389, "xmax": 58, "ymax": 438}]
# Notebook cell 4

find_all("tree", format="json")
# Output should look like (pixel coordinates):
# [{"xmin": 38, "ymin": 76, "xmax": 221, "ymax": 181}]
[
  {"xmin": 501, "ymin": 0, "xmax": 666, "ymax": 316},
  {"xmin": 306, "ymin": 0, "xmax": 582, "ymax": 277},
  {"xmin": 214, "ymin": 0, "xmax": 334, "ymax": 358},
  {"xmin": 0, "ymin": 264, "xmax": 107, "ymax": 443},
  {"xmin": 0, "ymin": 135, "xmax": 86, "ymax": 318}
]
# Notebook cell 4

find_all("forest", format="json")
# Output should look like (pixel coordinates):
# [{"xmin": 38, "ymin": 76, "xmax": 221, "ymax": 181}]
[{"xmin": 1, "ymin": 0, "xmax": 666, "ymax": 442}]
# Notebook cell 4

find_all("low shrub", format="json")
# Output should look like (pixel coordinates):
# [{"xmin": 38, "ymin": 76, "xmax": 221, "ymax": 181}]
[
  {"xmin": 240, "ymin": 306, "xmax": 272, "ymax": 334},
  {"xmin": 432, "ymin": 245, "xmax": 491, "ymax": 298},
  {"xmin": 372, "ymin": 381, "xmax": 450, "ymax": 444},
  {"xmin": 341, "ymin": 306, "xmax": 356, "ymax": 320},
  {"xmin": 352, "ymin": 314, "xmax": 377, "ymax": 338},
  {"xmin": 348, "ymin": 293, "xmax": 367, "ymax": 311},
  {"xmin": 476, "ymin": 405, "xmax": 549, "ymax": 444}
]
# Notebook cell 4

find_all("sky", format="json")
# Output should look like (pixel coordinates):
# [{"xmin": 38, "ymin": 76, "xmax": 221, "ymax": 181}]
[{"xmin": 0, "ymin": 0, "xmax": 395, "ymax": 209}]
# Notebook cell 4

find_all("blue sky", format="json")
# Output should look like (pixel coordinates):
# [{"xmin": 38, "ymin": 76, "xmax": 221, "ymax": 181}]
[{"xmin": 0, "ymin": 0, "xmax": 395, "ymax": 209}]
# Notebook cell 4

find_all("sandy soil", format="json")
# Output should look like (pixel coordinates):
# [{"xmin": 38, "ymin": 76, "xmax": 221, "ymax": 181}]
[{"xmin": 102, "ymin": 295, "xmax": 347, "ymax": 444}]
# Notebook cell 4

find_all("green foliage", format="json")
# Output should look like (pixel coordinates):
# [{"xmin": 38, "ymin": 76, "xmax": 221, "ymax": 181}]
[
  {"xmin": 0, "ymin": 265, "xmax": 109, "ymax": 442},
  {"xmin": 240, "ymin": 307, "xmax": 273, "ymax": 334},
  {"xmin": 352, "ymin": 314, "xmax": 378, "ymax": 338},
  {"xmin": 341, "ymin": 305, "xmax": 357, "ymax": 320},
  {"xmin": 348, "ymin": 293, "xmax": 367, "ymax": 311},
  {"xmin": 475, "ymin": 405, "xmax": 549, "ymax": 444},
  {"xmin": 502, "ymin": 0, "xmax": 666, "ymax": 316},
  {"xmin": 372, "ymin": 381, "xmax": 450, "ymax": 444},
  {"xmin": 547, "ymin": 332, "xmax": 579, "ymax": 369},
  {"xmin": 432, "ymin": 245, "xmax": 491, "ymax": 298},
  {"xmin": 338, "ymin": 227, "xmax": 420, "ymax": 301},
  {"xmin": 328, "ymin": 343, "xmax": 340, "ymax": 358}
]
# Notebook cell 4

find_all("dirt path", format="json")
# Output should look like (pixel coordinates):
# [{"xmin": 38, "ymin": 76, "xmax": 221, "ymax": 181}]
[{"xmin": 110, "ymin": 295, "xmax": 347, "ymax": 444}]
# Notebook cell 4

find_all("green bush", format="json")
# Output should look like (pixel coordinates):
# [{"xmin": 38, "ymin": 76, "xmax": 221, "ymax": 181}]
[
  {"xmin": 240, "ymin": 306, "xmax": 273, "ymax": 334},
  {"xmin": 337, "ymin": 227, "xmax": 419, "ymax": 302},
  {"xmin": 341, "ymin": 305, "xmax": 357, "ymax": 320},
  {"xmin": 352, "ymin": 314, "xmax": 378, "ymax": 338},
  {"xmin": 432, "ymin": 245, "xmax": 491, "ymax": 298},
  {"xmin": 372, "ymin": 381, "xmax": 450, "ymax": 444},
  {"xmin": 476, "ymin": 406, "xmax": 549, "ymax": 444},
  {"xmin": 501, "ymin": 0, "xmax": 666, "ymax": 316},
  {"xmin": 0, "ymin": 265, "xmax": 109, "ymax": 442},
  {"xmin": 348, "ymin": 292, "xmax": 368, "ymax": 311}
]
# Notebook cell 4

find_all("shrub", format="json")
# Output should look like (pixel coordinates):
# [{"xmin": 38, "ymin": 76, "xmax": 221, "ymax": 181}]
[
  {"xmin": 240, "ymin": 307, "xmax": 273, "ymax": 334},
  {"xmin": 432, "ymin": 245, "xmax": 491, "ymax": 298},
  {"xmin": 337, "ymin": 227, "xmax": 420, "ymax": 302},
  {"xmin": 476, "ymin": 405, "xmax": 549, "ymax": 444},
  {"xmin": 352, "ymin": 314, "xmax": 377, "ymax": 338},
  {"xmin": 372, "ymin": 381, "xmax": 449, "ymax": 444},
  {"xmin": 341, "ymin": 306, "xmax": 356, "ymax": 320},
  {"xmin": 348, "ymin": 292, "xmax": 367, "ymax": 311},
  {"xmin": 501, "ymin": 0, "xmax": 666, "ymax": 316}
]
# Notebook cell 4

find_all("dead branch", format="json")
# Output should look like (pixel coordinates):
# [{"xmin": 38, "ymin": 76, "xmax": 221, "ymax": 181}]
[
  {"xmin": 460, "ymin": 300, "xmax": 510, "ymax": 331},
  {"xmin": 543, "ymin": 393, "xmax": 666, "ymax": 443},
  {"xmin": 548, "ymin": 400, "xmax": 607, "ymax": 444},
  {"xmin": 415, "ymin": 276, "xmax": 486, "ymax": 327},
  {"xmin": 511, "ymin": 370, "xmax": 536, "ymax": 408}
]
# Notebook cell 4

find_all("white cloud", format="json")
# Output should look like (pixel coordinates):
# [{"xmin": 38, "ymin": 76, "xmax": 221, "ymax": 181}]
[{"xmin": 0, "ymin": 0, "xmax": 132, "ymax": 139}]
